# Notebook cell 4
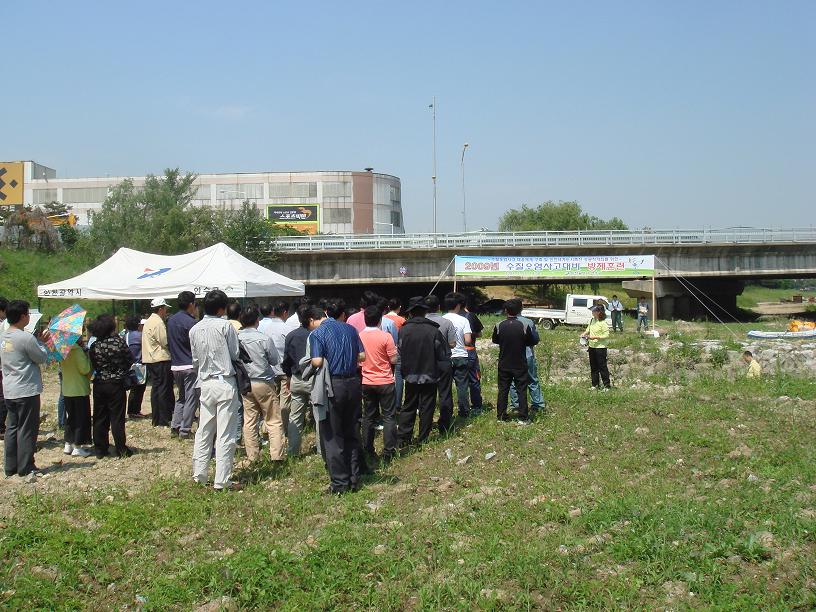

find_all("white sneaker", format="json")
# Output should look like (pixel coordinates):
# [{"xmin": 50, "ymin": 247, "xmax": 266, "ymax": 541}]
[
  {"xmin": 63, "ymin": 443, "xmax": 74, "ymax": 455},
  {"xmin": 71, "ymin": 447, "xmax": 92, "ymax": 457}
]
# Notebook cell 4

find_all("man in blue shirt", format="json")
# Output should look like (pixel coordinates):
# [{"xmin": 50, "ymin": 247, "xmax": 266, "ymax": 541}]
[
  {"xmin": 310, "ymin": 301, "xmax": 366, "ymax": 494},
  {"xmin": 168, "ymin": 291, "xmax": 199, "ymax": 439}
]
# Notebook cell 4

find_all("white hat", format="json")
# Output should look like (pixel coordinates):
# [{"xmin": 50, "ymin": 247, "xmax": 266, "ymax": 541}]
[
  {"xmin": 139, "ymin": 319, "xmax": 147, "ymax": 325},
  {"xmin": 150, "ymin": 298, "xmax": 169, "ymax": 308}
]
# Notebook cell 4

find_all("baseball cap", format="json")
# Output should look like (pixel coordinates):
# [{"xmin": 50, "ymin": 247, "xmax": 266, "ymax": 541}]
[{"xmin": 150, "ymin": 298, "xmax": 169, "ymax": 308}]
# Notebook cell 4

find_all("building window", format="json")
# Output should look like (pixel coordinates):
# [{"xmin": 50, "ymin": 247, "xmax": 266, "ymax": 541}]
[
  {"xmin": 324, "ymin": 208, "xmax": 352, "ymax": 223},
  {"xmin": 32, "ymin": 189, "xmax": 58, "ymax": 205},
  {"xmin": 62, "ymin": 187, "xmax": 109, "ymax": 204},
  {"xmin": 391, "ymin": 211, "xmax": 402, "ymax": 227},
  {"xmin": 323, "ymin": 182, "xmax": 351, "ymax": 197},
  {"xmin": 268, "ymin": 182, "xmax": 317, "ymax": 198},
  {"xmin": 193, "ymin": 184, "xmax": 212, "ymax": 202},
  {"xmin": 216, "ymin": 183, "xmax": 263, "ymax": 200}
]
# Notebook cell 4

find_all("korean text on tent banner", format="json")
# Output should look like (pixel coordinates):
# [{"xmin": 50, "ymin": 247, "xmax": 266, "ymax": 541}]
[{"xmin": 454, "ymin": 255, "xmax": 655, "ymax": 278}]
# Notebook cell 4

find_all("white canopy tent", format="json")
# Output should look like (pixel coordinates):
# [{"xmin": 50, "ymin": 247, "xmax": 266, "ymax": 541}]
[{"xmin": 38, "ymin": 242, "xmax": 304, "ymax": 300}]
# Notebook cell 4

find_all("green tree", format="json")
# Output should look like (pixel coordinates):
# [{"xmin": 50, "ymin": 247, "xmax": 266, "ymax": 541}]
[
  {"xmin": 211, "ymin": 201, "xmax": 300, "ymax": 268},
  {"xmin": 80, "ymin": 169, "xmax": 198, "ymax": 259},
  {"xmin": 42, "ymin": 201, "xmax": 72, "ymax": 217},
  {"xmin": 498, "ymin": 200, "xmax": 627, "ymax": 232}
]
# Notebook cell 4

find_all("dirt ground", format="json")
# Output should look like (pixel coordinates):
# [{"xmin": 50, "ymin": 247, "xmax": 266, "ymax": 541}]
[
  {"xmin": 752, "ymin": 302, "xmax": 815, "ymax": 316},
  {"xmin": 0, "ymin": 369, "xmax": 315, "ymax": 518}
]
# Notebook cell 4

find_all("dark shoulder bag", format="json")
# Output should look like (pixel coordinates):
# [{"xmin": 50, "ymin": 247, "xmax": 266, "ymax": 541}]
[{"xmin": 233, "ymin": 343, "xmax": 253, "ymax": 396}]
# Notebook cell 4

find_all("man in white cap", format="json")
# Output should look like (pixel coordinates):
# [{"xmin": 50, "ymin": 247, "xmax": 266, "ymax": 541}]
[{"xmin": 142, "ymin": 298, "xmax": 175, "ymax": 427}]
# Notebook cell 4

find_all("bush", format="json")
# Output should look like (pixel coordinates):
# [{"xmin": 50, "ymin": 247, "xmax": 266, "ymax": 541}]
[
  {"xmin": 666, "ymin": 341, "xmax": 703, "ymax": 369},
  {"xmin": 708, "ymin": 346, "xmax": 729, "ymax": 368}
]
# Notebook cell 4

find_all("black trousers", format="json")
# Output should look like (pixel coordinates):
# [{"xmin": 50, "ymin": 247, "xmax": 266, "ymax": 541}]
[
  {"xmin": 0, "ymin": 371, "xmax": 6, "ymax": 432},
  {"xmin": 399, "ymin": 382, "xmax": 437, "ymax": 446},
  {"xmin": 318, "ymin": 376, "xmax": 362, "ymax": 493},
  {"xmin": 451, "ymin": 357, "xmax": 471, "ymax": 416},
  {"xmin": 361, "ymin": 383, "xmax": 396, "ymax": 460},
  {"xmin": 497, "ymin": 367, "xmax": 530, "ymax": 420},
  {"xmin": 146, "ymin": 361, "xmax": 174, "ymax": 426},
  {"xmin": 588, "ymin": 347, "xmax": 611, "ymax": 388},
  {"xmin": 436, "ymin": 366, "xmax": 454, "ymax": 433},
  {"xmin": 93, "ymin": 380, "xmax": 127, "ymax": 455},
  {"xmin": 64, "ymin": 395, "xmax": 92, "ymax": 446},
  {"xmin": 3, "ymin": 395, "xmax": 40, "ymax": 476},
  {"xmin": 127, "ymin": 383, "xmax": 146, "ymax": 416}
]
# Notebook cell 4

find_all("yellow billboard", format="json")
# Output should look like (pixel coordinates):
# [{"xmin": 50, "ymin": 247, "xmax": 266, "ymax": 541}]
[{"xmin": 0, "ymin": 162, "xmax": 24, "ymax": 205}]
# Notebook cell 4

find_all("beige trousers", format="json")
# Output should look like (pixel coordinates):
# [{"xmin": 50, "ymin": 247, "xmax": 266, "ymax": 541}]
[
  {"xmin": 242, "ymin": 379, "xmax": 284, "ymax": 461},
  {"xmin": 192, "ymin": 376, "xmax": 240, "ymax": 489}
]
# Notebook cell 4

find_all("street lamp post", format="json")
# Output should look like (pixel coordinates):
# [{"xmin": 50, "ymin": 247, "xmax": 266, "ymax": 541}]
[
  {"xmin": 374, "ymin": 221, "xmax": 394, "ymax": 235},
  {"xmin": 460, "ymin": 142, "xmax": 469, "ymax": 233},
  {"xmin": 429, "ymin": 96, "xmax": 437, "ymax": 234}
]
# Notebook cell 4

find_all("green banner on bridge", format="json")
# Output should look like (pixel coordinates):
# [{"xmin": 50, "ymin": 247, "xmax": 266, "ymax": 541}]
[{"xmin": 454, "ymin": 255, "xmax": 655, "ymax": 278}]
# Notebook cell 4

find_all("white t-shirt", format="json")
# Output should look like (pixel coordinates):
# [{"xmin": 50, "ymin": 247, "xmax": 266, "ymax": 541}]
[
  {"xmin": 443, "ymin": 312, "xmax": 472, "ymax": 359},
  {"xmin": 285, "ymin": 312, "xmax": 300, "ymax": 330}
]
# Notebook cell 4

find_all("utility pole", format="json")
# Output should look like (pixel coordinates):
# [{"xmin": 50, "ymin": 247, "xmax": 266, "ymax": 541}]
[
  {"xmin": 460, "ymin": 142, "xmax": 469, "ymax": 232},
  {"xmin": 430, "ymin": 96, "xmax": 437, "ymax": 234}
]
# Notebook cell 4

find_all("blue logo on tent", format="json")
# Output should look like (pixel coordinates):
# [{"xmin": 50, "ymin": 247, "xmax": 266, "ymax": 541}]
[{"xmin": 137, "ymin": 267, "xmax": 172, "ymax": 280}]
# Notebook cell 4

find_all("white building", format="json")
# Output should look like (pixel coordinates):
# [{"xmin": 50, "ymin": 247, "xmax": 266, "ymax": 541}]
[{"xmin": 16, "ymin": 161, "xmax": 403, "ymax": 234}]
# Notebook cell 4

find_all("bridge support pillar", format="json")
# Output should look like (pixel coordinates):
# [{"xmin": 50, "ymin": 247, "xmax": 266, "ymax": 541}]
[{"xmin": 622, "ymin": 279, "xmax": 744, "ymax": 320}]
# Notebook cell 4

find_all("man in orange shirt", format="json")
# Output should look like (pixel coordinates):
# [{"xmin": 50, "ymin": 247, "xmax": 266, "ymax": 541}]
[{"xmin": 358, "ymin": 305, "xmax": 399, "ymax": 464}]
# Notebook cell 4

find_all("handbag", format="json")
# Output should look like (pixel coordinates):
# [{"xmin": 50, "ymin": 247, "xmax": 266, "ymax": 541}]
[
  {"xmin": 233, "ymin": 343, "xmax": 253, "ymax": 396},
  {"xmin": 130, "ymin": 362, "xmax": 147, "ymax": 385}
]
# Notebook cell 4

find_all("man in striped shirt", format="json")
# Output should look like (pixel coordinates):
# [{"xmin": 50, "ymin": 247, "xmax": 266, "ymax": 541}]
[
  {"xmin": 190, "ymin": 290, "xmax": 242, "ymax": 492},
  {"xmin": 310, "ymin": 301, "xmax": 366, "ymax": 494}
]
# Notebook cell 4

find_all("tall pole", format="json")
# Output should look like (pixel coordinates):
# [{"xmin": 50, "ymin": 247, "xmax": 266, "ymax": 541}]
[
  {"xmin": 430, "ymin": 96, "xmax": 437, "ymax": 235},
  {"xmin": 651, "ymin": 271, "xmax": 657, "ymax": 332},
  {"xmin": 460, "ymin": 142, "xmax": 469, "ymax": 233}
]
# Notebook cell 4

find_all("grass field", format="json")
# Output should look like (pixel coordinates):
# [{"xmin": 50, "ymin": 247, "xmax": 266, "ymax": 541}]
[
  {"xmin": 0, "ymin": 248, "xmax": 114, "ymax": 319},
  {"xmin": 737, "ymin": 285, "xmax": 816, "ymax": 309},
  {"xmin": 2, "ymin": 323, "xmax": 815, "ymax": 609}
]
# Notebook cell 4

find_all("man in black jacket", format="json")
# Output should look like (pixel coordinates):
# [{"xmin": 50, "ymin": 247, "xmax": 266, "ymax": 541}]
[
  {"xmin": 397, "ymin": 296, "xmax": 450, "ymax": 447},
  {"xmin": 492, "ymin": 298, "xmax": 539, "ymax": 423}
]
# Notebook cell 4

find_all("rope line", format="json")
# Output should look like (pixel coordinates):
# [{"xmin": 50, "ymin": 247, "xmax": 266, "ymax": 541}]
[
  {"xmin": 428, "ymin": 257, "xmax": 456, "ymax": 296},
  {"xmin": 655, "ymin": 257, "xmax": 741, "ymax": 340}
]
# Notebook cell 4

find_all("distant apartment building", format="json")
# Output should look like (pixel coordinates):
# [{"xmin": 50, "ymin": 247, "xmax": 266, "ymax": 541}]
[{"xmin": 3, "ymin": 160, "xmax": 403, "ymax": 234}]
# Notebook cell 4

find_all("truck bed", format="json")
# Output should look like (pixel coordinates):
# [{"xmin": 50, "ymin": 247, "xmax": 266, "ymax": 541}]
[{"xmin": 521, "ymin": 307, "xmax": 565, "ymax": 322}]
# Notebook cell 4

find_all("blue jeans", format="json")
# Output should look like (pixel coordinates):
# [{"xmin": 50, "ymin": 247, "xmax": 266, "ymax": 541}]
[
  {"xmin": 510, "ymin": 353, "xmax": 545, "ymax": 411},
  {"xmin": 466, "ymin": 350, "xmax": 483, "ymax": 409},
  {"xmin": 451, "ymin": 357, "xmax": 471, "ymax": 416}
]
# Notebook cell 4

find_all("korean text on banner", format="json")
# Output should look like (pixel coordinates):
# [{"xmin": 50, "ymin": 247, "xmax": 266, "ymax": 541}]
[{"xmin": 454, "ymin": 255, "xmax": 655, "ymax": 278}]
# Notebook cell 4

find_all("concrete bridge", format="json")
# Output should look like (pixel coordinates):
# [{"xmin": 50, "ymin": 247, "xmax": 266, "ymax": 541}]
[{"xmin": 267, "ymin": 228, "xmax": 816, "ymax": 318}]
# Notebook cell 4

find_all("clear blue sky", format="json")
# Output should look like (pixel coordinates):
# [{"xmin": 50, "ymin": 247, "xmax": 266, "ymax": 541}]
[{"xmin": 2, "ymin": 1, "xmax": 813, "ymax": 232}]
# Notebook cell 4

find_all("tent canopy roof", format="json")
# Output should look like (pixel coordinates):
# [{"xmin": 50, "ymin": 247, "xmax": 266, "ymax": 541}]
[{"xmin": 38, "ymin": 243, "xmax": 304, "ymax": 300}]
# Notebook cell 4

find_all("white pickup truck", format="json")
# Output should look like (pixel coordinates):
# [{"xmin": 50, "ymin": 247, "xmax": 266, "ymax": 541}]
[{"xmin": 521, "ymin": 294, "xmax": 613, "ymax": 330}]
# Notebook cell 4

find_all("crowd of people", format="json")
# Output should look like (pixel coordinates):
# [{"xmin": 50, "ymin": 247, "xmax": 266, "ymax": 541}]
[
  {"xmin": 0, "ymin": 292, "xmax": 762, "ymax": 490},
  {"xmin": 0, "ymin": 290, "xmax": 543, "ymax": 492}
]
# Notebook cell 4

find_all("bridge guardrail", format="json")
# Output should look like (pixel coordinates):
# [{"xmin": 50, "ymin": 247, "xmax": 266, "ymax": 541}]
[{"xmin": 266, "ymin": 228, "xmax": 816, "ymax": 252}]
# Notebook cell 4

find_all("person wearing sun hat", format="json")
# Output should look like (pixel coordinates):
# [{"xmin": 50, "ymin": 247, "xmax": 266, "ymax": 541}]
[{"xmin": 142, "ymin": 297, "xmax": 175, "ymax": 427}]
